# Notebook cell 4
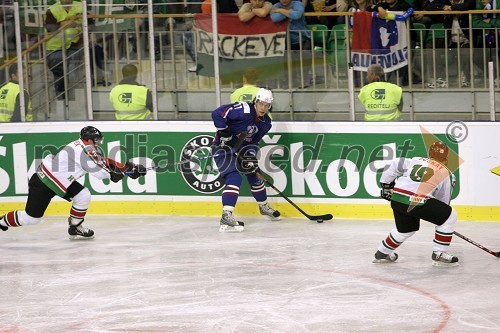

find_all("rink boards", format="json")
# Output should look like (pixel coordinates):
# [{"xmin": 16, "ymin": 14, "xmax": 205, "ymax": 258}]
[{"xmin": 0, "ymin": 121, "xmax": 499, "ymax": 221}]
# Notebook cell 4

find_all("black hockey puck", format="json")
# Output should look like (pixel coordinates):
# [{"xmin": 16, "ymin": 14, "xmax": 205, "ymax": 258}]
[{"xmin": 317, "ymin": 219, "xmax": 323, "ymax": 223}]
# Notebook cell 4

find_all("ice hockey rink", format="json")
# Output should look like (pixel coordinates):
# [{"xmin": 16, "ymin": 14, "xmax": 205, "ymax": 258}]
[{"xmin": 1, "ymin": 215, "xmax": 499, "ymax": 333}]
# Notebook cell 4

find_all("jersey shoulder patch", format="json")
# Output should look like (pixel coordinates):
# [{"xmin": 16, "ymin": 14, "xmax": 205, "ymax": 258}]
[{"xmin": 242, "ymin": 103, "xmax": 251, "ymax": 114}]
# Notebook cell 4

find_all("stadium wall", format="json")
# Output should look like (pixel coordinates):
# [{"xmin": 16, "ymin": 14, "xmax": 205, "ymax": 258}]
[{"xmin": 0, "ymin": 121, "xmax": 499, "ymax": 221}]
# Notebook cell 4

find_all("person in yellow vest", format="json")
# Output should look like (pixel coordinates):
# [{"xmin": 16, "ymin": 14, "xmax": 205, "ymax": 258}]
[
  {"xmin": 230, "ymin": 67, "xmax": 261, "ymax": 104},
  {"xmin": 358, "ymin": 64, "xmax": 403, "ymax": 121},
  {"xmin": 110, "ymin": 64, "xmax": 153, "ymax": 120},
  {"xmin": 45, "ymin": 0, "xmax": 83, "ymax": 100},
  {"xmin": 0, "ymin": 64, "xmax": 33, "ymax": 122}
]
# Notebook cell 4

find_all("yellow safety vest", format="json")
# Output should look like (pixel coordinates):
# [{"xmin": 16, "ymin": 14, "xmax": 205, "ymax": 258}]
[
  {"xmin": 358, "ymin": 81, "xmax": 402, "ymax": 121},
  {"xmin": 45, "ymin": 1, "xmax": 83, "ymax": 51},
  {"xmin": 110, "ymin": 84, "xmax": 152, "ymax": 120},
  {"xmin": 0, "ymin": 82, "xmax": 33, "ymax": 122},
  {"xmin": 230, "ymin": 85, "xmax": 260, "ymax": 104}
]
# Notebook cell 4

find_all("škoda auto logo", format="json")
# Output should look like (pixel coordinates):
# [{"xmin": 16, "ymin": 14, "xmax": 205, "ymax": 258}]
[{"xmin": 180, "ymin": 135, "xmax": 225, "ymax": 194}]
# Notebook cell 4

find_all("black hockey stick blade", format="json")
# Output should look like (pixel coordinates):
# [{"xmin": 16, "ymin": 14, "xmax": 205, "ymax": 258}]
[
  {"xmin": 308, "ymin": 213, "xmax": 334, "ymax": 221},
  {"xmin": 454, "ymin": 231, "xmax": 500, "ymax": 258},
  {"xmin": 256, "ymin": 172, "xmax": 333, "ymax": 221}
]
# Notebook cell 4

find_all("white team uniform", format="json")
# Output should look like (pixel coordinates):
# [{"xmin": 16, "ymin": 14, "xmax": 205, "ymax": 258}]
[
  {"xmin": 36, "ymin": 139, "xmax": 110, "ymax": 197},
  {"xmin": 380, "ymin": 157, "xmax": 456, "ymax": 206}
]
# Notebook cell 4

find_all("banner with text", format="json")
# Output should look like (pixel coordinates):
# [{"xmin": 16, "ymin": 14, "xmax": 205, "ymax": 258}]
[
  {"xmin": 351, "ymin": 11, "xmax": 408, "ymax": 72},
  {"xmin": 194, "ymin": 14, "xmax": 288, "ymax": 80},
  {"xmin": 0, "ymin": 126, "xmax": 461, "ymax": 201}
]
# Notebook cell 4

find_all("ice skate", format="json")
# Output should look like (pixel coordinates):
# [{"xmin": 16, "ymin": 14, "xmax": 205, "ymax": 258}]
[
  {"xmin": 432, "ymin": 251, "xmax": 459, "ymax": 267},
  {"xmin": 372, "ymin": 250, "xmax": 398, "ymax": 263},
  {"xmin": 219, "ymin": 211, "xmax": 244, "ymax": 233},
  {"xmin": 259, "ymin": 203, "xmax": 280, "ymax": 221},
  {"xmin": 68, "ymin": 220, "xmax": 95, "ymax": 240}
]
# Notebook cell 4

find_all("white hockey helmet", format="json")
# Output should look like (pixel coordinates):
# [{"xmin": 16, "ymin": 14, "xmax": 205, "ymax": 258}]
[{"xmin": 255, "ymin": 88, "xmax": 273, "ymax": 105}]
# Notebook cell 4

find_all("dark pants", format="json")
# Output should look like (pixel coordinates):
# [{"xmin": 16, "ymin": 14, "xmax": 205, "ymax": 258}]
[
  {"xmin": 391, "ymin": 198, "xmax": 452, "ymax": 233},
  {"xmin": 25, "ymin": 174, "xmax": 84, "ymax": 218},
  {"xmin": 46, "ymin": 46, "xmax": 80, "ymax": 95}
]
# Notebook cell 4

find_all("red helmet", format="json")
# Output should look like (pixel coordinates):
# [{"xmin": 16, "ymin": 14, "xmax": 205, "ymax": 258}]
[{"xmin": 428, "ymin": 141, "xmax": 448, "ymax": 162}]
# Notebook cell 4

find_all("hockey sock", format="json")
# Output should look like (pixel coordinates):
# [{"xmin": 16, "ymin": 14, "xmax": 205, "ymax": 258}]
[
  {"xmin": 69, "ymin": 205, "xmax": 87, "ymax": 226},
  {"xmin": 378, "ymin": 228, "xmax": 416, "ymax": 254},
  {"xmin": 2, "ymin": 211, "xmax": 40, "ymax": 227},
  {"xmin": 251, "ymin": 182, "xmax": 267, "ymax": 202},
  {"xmin": 222, "ymin": 184, "xmax": 240, "ymax": 208},
  {"xmin": 222, "ymin": 172, "xmax": 242, "ymax": 208},
  {"xmin": 69, "ymin": 188, "xmax": 91, "ymax": 226},
  {"xmin": 433, "ymin": 208, "xmax": 457, "ymax": 252},
  {"xmin": 3, "ymin": 211, "xmax": 21, "ymax": 227},
  {"xmin": 247, "ymin": 173, "xmax": 267, "ymax": 202}
]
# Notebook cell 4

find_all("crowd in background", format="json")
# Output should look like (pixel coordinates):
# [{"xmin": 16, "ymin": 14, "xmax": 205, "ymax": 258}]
[{"xmin": 0, "ymin": 0, "xmax": 499, "ymax": 122}]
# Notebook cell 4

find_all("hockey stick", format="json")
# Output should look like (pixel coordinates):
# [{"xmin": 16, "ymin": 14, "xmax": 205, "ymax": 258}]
[
  {"xmin": 256, "ymin": 171, "xmax": 333, "ymax": 222},
  {"xmin": 144, "ymin": 130, "xmax": 250, "ymax": 172},
  {"xmin": 453, "ymin": 231, "xmax": 500, "ymax": 258}
]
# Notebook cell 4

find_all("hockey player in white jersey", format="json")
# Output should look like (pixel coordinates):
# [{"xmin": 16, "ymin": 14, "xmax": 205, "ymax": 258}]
[
  {"xmin": 0, "ymin": 126, "xmax": 147, "ymax": 239},
  {"xmin": 373, "ymin": 141, "xmax": 459, "ymax": 266}
]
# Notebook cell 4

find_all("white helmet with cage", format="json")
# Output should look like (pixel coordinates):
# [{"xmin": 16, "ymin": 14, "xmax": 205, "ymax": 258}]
[{"xmin": 255, "ymin": 88, "xmax": 273, "ymax": 106}]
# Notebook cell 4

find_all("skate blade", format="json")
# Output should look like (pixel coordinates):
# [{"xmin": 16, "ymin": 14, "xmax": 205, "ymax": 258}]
[
  {"xmin": 219, "ymin": 225, "xmax": 244, "ymax": 233},
  {"xmin": 372, "ymin": 258, "xmax": 397, "ymax": 263},
  {"xmin": 69, "ymin": 235, "xmax": 95, "ymax": 240},
  {"xmin": 262, "ymin": 214, "xmax": 281, "ymax": 221},
  {"xmin": 432, "ymin": 261, "xmax": 459, "ymax": 267}
]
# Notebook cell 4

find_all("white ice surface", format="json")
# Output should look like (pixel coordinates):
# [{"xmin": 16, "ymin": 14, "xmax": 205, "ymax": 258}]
[{"xmin": 1, "ymin": 215, "xmax": 499, "ymax": 333}]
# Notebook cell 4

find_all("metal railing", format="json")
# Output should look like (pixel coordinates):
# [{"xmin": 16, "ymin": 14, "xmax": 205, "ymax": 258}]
[{"xmin": 0, "ymin": 3, "xmax": 498, "ymax": 121}]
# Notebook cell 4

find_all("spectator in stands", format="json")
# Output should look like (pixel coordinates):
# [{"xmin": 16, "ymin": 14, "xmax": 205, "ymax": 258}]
[
  {"xmin": 413, "ymin": 0, "xmax": 445, "ymax": 29},
  {"xmin": 168, "ymin": 0, "xmax": 201, "ymax": 72},
  {"xmin": 358, "ymin": 64, "xmax": 403, "ymax": 121},
  {"xmin": 109, "ymin": 64, "xmax": 153, "ymax": 120},
  {"xmin": 270, "ymin": 0, "xmax": 310, "ymax": 48},
  {"xmin": 238, "ymin": 0, "xmax": 273, "ymax": 22},
  {"xmin": 244, "ymin": 0, "xmax": 279, "ymax": 3},
  {"xmin": 0, "ymin": 63, "xmax": 33, "ymax": 122},
  {"xmin": 472, "ymin": 0, "xmax": 499, "ymax": 84},
  {"xmin": 443, "ymin": 0, "xmax": 475, "ymax": 87},
  {"xmin": 317, "ymin": 0, "xmax": 350, "ymax": 28},
  {"xmin": 271, "ymin": 0, "xmax": 313, "ymax": 87},
  {"xmin": 201, "ymin": 0, "xmax": 239, "ymax": 13},
  {"xmin": 0, "ymin": 0, "xmax": 15, "ymax": 56},
  {"xmin": 45, "ymin": 0, "xmax": 83, "ymax": 100},
  {"xmin": 230, "ymin": 67, "xmax": 261, "ymax": 103},
  {"xmin": 349, "ymin": 0, "xmax": 373, "ymax": 26},
  {"xmin": 302, "ymin": 0, "xmax": 320, "ymax": 25}
]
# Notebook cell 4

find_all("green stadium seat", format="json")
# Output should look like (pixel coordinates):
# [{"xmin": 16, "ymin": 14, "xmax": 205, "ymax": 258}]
[{"xmin": 307, "ymin": 24, "xmax": 329, "ymax": 51}]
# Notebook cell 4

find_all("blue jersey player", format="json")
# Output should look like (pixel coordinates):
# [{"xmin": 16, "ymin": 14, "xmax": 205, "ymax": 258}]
[{"xmin": 212, "ymin": 88, "xmax": 280, "ymax": 232}]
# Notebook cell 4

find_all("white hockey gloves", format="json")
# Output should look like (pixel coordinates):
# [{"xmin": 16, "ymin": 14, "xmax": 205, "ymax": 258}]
[{"xmin": 380, "ymin": 182, "xmax": 395, "ymax": 201}]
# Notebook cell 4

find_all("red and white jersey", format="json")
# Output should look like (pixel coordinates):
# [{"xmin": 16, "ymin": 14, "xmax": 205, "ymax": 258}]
[
  {"xmin": 380, "ymin": 157, "xmax": 455, "ymax": 205},
  {"xmin": 36, "ymin": 139, "xmax": 110, "ymax": 196}
]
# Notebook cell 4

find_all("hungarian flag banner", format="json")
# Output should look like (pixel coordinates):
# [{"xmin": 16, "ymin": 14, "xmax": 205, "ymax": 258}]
[
  {"xmin": 194, "ymin": 14, "xmax": 288, "ymax": 80},
  {"xmin": 351, "ymin": 11, "xmax": 408, "ymax": 73}
]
